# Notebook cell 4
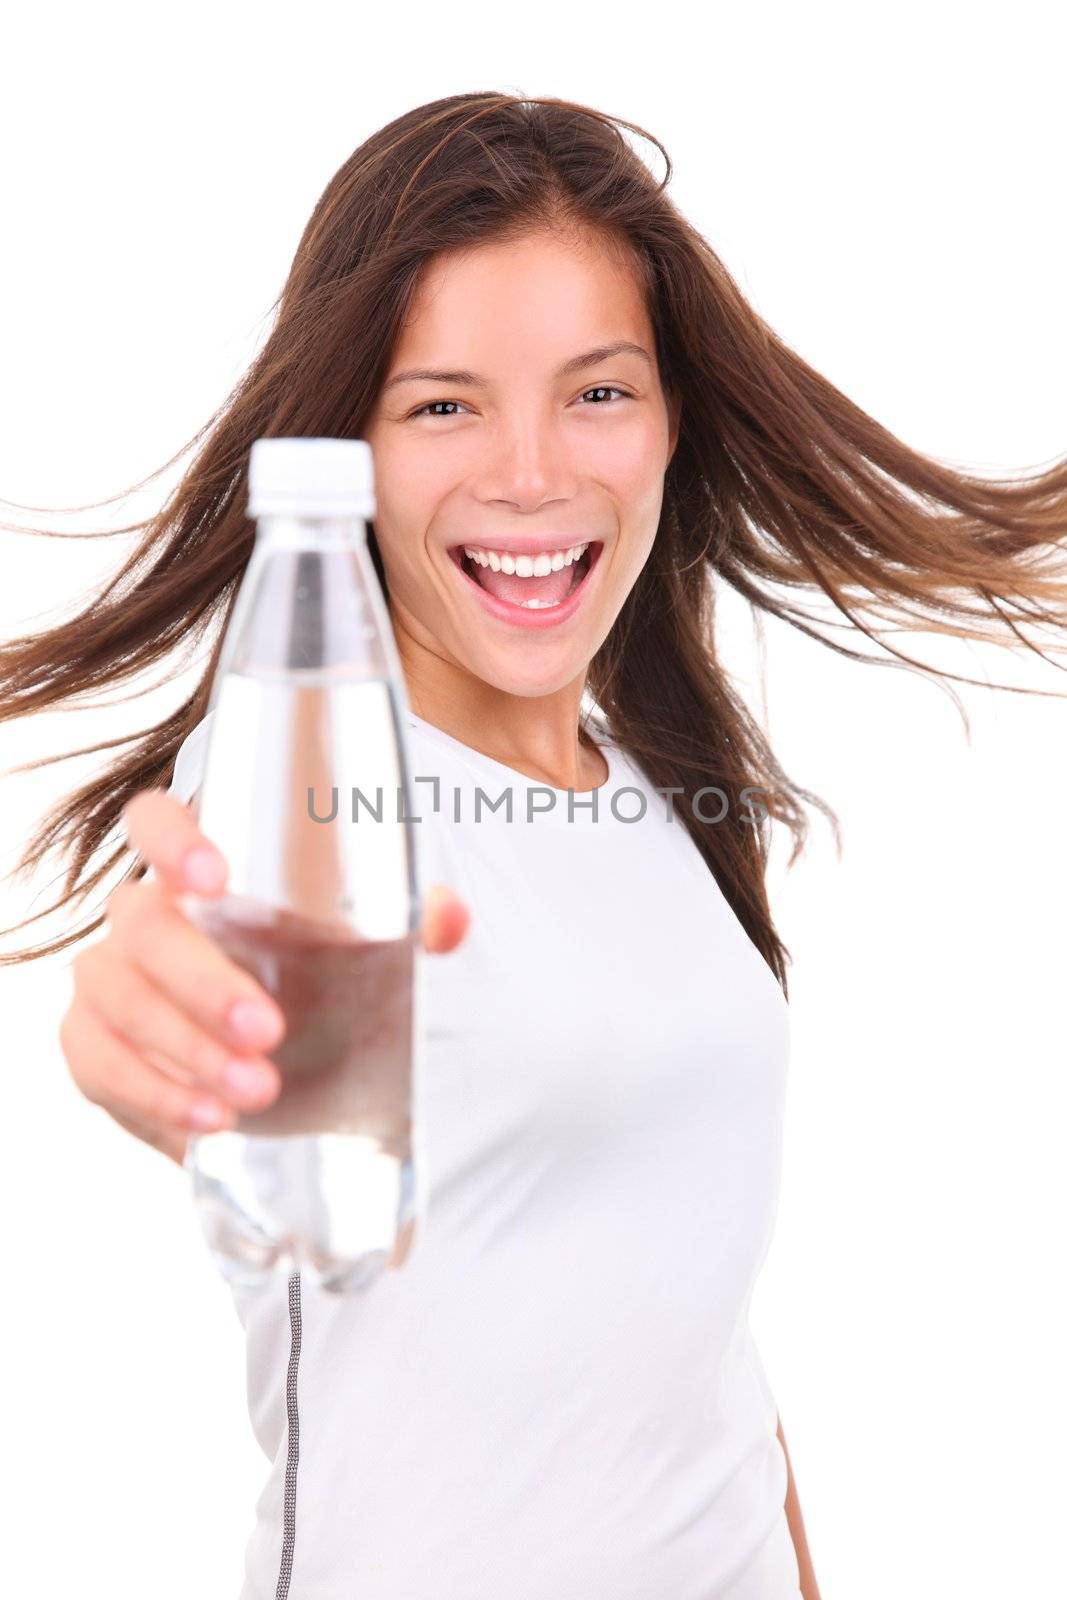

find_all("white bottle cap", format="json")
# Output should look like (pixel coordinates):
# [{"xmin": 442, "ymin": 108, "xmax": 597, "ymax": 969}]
[{"xmin": 248, "ymin": 437, "xmax": 376, "ymax": 519}]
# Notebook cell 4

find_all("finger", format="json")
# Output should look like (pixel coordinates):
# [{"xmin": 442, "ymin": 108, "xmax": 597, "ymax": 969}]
[
  {"xmin": 93, "ymin": 891, "xmax": 287, "ymax": 1055},
  {"xmin": 63, "ymin": 1002, "xmax": 239, "ymax": 1134},
  {"xmin": 75, "ymin": 944, "xmax": 281, "ymax": 1112},
  {"xmin": 121, "ymin": 789, "xmax": 229, "ymax": 897},
  {"xmin": 422, "ymin": 883, "xmax": 471, "ymax": 954}
]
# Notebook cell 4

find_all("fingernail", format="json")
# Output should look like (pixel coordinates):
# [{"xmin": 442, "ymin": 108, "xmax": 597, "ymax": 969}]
[
  {"xmin": 222, "ymin": 1059, "xmax": 277, "ymax": 1102},
  {"xmin": 228, "ymin": 998, "xmax": 283, "ymax": 1047},
  {"xmin": 188, "ymin": 1098, "xmax": 230, "ymax": 1131},
  {"xmin": 184, "ymin": 845, "xmax": 226, "ymax": 892}
]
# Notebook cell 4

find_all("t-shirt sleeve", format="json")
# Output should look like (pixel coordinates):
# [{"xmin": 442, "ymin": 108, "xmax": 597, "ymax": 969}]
[
  {"xmin": 142, "ymin": 716, "xmax": 211, "ymax": 887},
  {"xmin": 169, "ymin": 715, "xmax": 212, "ymax": 805}
]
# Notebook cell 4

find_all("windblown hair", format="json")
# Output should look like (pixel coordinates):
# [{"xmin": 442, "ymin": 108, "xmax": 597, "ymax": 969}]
[{"xmin": 2, "ymin": 91, "xmax": 1066, "ymax": 992}]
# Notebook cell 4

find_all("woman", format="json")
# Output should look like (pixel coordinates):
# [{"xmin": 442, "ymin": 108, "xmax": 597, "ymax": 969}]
[{"xmin": 4, "ymin": 92, "xmax": 1066, "ymax": 1599}]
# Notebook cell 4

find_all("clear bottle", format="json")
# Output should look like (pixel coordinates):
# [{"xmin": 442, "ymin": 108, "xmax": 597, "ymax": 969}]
[{"xmin": 179, "ymin": 437, "xmax": 423, "ymax": 1296}]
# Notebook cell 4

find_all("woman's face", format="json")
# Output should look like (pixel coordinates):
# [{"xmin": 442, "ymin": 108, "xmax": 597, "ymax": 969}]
[{"xmin": 362, "ymin": 227, "xmax": 680, "ymax": 704}]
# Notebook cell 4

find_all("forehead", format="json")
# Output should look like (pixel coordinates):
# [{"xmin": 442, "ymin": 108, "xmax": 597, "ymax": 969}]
[{"xmin": 391, "ymin": 229, "xmax": 652, "ymax": 363}]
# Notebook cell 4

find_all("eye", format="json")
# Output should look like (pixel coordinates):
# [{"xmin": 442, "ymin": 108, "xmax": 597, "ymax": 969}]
[
  {"xmin": 407, "ymin": 399, "xmax": 469, "ymax": 420},
  {"xmin": 576, "ymin": 386, "xmax": 633, "ymax": 406}
]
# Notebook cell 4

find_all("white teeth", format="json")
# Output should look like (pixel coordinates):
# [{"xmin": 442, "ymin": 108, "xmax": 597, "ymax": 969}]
[
  {"xmin": 461, "ymin": 541, "xmax": 589, "ymax": 574},
  {"xmin": 517, "ymin": 596, "xmax": 562, "ymax": 609}
]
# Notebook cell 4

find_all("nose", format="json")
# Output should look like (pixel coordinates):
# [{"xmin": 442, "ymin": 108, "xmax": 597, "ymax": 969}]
[{"xmin": 474, "ymin": 412, "xmax": 580, "ymax": 514}]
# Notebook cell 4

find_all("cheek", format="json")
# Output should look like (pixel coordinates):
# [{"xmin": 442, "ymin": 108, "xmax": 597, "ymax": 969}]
[
  {"xmin": 366, "ymin": 472, "xmax": 436, "ymax": 577},
  {"xmin": 604, "ymin": 435, "xmax": 668, "ymax": 534},
  {"xmin": 372, "ymin": 528, "xmax": 429, "ymax": 604},
  {"xmin": 616, "ymin": 528, "xmax": 658, "ymax": 594},
  {"xmin": 595, "ymin": 417, "xmax": 669, "ymax": 499},
  {"xmin": 608, "ymin": 490, "xmax": 666, "ymax": 593},
  {"xmin": 368, "ymin": 430, "xmax": 449, "ymax": 515}
]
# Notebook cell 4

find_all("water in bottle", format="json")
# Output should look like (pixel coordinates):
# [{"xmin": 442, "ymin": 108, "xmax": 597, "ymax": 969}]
[{"xmin": 179, "ymin": 437, "xmax": 423, "ymax": 1295}]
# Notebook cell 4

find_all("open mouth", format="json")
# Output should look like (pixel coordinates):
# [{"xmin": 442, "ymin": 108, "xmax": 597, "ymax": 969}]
[{"xmin": 447, "ymin": 540, "xmax": 603, "ymax": 617}]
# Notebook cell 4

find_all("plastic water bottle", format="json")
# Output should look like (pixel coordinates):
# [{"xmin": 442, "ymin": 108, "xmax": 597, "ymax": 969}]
[{"xmin": 179, "ymin": 437, "xmax": 423, "ymax": 1296}]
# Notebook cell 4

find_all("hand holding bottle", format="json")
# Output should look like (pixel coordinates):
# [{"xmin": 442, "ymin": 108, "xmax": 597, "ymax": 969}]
[{"xmin": 58, "ymin": 788, "xmax": 470, "ymax": 1164}]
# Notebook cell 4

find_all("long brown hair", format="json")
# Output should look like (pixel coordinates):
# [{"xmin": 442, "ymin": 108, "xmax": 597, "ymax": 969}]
[{"xmin": 2, "ymin": 91, "xmax": 1065, "ymax": 993}]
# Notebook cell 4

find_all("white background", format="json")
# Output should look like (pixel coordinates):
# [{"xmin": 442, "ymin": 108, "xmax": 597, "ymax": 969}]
[{"xmin": 1, "ymin": 4, "xmax": 1064, "ymax": 1596}]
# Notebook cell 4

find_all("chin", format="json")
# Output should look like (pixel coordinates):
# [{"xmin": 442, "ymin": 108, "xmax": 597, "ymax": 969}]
[{"xmin": 455, "ymin": 644, "xmax": 594, "ymax": 702}]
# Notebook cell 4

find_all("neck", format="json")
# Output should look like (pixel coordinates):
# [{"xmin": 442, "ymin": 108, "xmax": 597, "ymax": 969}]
[{"xmin": 397, "ymin": 633, "xmax": 602, "ymax": 792}]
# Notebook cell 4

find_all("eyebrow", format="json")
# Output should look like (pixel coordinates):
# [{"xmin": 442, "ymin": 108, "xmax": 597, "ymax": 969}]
[{"xmin": 380, "ymin": 341, "xmax": 654, "ymax": 392}]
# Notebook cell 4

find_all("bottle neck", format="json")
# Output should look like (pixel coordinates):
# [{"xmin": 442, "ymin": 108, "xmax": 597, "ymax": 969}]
[{"xmin": 254, "ymin": 512, "xmax": 370, "ymax": 549}]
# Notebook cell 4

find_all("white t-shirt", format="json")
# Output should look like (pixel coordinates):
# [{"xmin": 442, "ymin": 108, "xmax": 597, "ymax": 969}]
[{"xmin": 169, "ymin": 706, "xmax": 800, "ymax": 1600}]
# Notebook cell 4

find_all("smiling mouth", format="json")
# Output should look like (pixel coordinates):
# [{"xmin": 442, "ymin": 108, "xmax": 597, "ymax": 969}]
[{"xmin": 447, "ymin": 541, "xmax": 601, "ymax": 610}]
